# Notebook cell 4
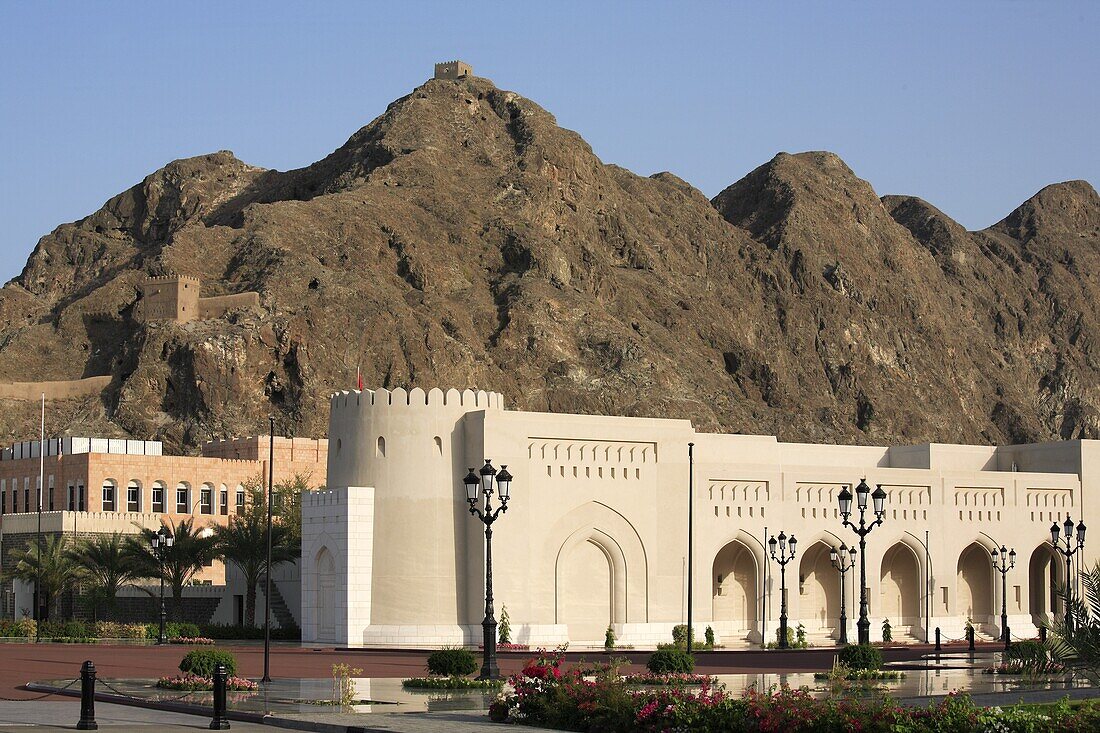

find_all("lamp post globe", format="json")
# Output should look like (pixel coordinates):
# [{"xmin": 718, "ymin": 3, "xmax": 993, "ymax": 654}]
[
  {"xmin": 838, "ymin": 478, "xmax": 886, "ymax": 646},
  {"xmin": 151, "ymin": 527, "xmax": 173, "ymax": 645},
  {"xmin": 769, "ymin": 531, "xmax": 797, "ymax": 649},
  {"xmin": 463, "ymin": 459, "xmax": 513, "ymax": 680},
  {"xmin": 991, "ymin": 545, "xmax": 1015, "ymax": 644},
  {"xmin": 1048, "ymin": 516, "xmax": 1085, "ymax": 633}
]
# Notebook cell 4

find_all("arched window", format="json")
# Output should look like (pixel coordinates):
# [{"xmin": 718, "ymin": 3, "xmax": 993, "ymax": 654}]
[
  {"xmin": 127, "ymin": 480, "xmax": 141, "ymax": 512},
  {"xmin": 235, "ymin": 484, "xmax": 246, "ymax": 514},
  {"xmin": 376, "ymin": 436, "xmax": 386, "ymax": 457},
  {"xmin": 200, "ymin": 483, "xmax": 214, "ymax": 515},
  {"xmin": 219, "ymin": 484, "xmax": 229, "ymax": 516},
  {"xmin": 176, "ymin": 482, "xmax": 191, "ymax": 514},
  {"xmin": 102, "ymin": 479, "xmax": 117, "ymax": 512},
  {"xmin": 152, "ymin": 481, "xmax": 166, "ymax": 513}
]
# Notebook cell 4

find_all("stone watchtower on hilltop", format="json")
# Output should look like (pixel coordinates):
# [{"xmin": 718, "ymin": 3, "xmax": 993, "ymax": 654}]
[
  {"xmin": 139, "ymin": 275, "xmax": 200, "ymax": 322},
  {"xmin": 138, "ymin": 275, "xmax": 260, "ymax": 324},
  {"xmin": 434, "ymin": 60, "xmax": 472, "ymax": 80}
]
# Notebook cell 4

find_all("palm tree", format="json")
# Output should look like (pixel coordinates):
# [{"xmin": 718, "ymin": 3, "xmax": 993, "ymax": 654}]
[
  {"xmin": 4, "ymin": 535, "xmax": 82, "ymax": 621},
  {"xmin": 125, "ymin": 518, "xmax": 216, "ymax": 620},
  {"xmin": 67, "ymin": 533, "xmax": 145, "ymax": 620},
  {"xmin": 214, "ymin": 483, "xmax": 300, "ymax": 627},
  {"xmin": 1048, "ymin": 560, "xmax": 1100, "ymax": 684}
]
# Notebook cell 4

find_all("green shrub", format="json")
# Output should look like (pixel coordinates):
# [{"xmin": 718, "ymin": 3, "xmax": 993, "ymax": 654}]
[
  {"xmin": 1006, "ymin": 640, "xmax": 1048, "ymax": 667},
  {"xmin": 704, "ymin": 626, "xmax": 715, "ymax": 647},
  {"xmin": 838, "ymin": 644, "xmax": 883, "ymax": 671},
  {"xmin": 0, "ymin": 618, "xmax": 36, "ymax": 638},
  {"xmin": 498, "ymin": 606, "xmax": 511, "ymax": 644},
  {"xmin": 647, "ymin": 648, "xmax": 694, "ymax": 674},
  {"xmin": 427, "ymin": 647, "xmax": 478, "ymax": 676},
  {"xmin": 179, "ymin": 649, "xmax": 238, "ymax": 677},
  {"xmin": 671, "ymin": 624, "xmax": 689, "ymax": 646},
  {"xmin": 604, "ymin": 625, "xmax": 616, "ymax": 650},
  {"xmin": 402, "ymin": 676, "xmax": 502, "ymax": 689}
]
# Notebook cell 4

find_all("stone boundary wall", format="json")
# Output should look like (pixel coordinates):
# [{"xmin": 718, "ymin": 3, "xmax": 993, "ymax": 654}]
[
  {"xmin": 198, "ymin": 292, "xmax": 260, "ymax": 319},
  {"xmin": 0, "ymin": 376, "xmax": 111, "ymax": 401}
]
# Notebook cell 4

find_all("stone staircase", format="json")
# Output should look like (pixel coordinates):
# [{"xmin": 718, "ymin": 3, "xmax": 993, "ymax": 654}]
[{"xmin": 261, "ymin": 576, "xmax": 299, "ymax": 632}]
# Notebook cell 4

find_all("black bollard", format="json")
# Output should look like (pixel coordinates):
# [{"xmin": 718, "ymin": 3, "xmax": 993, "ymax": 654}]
[
  {"xmin": 1004, "ymin": 626, "xmax": 1011, "ymax": 651},
  {"xmin": 1039, "ymin": 626, "xmax": 1047, "ymax": 643},
  {"xmin": 76, "ymin": 660, "xmax": 98, "ymax": 730},
  {"xmin": 967, "ymin": 626, "xmax": 975, "ymax": 652},
  {"xmin": 935, "ymin": 627, "xmax": 941, "ymax": 651},
  {"xmin": 209, "ymin": 663, "xmax": 230, "ymax": 730}
]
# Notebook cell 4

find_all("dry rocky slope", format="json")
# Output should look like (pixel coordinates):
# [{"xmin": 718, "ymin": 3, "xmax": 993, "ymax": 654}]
[{"xmin": 1, "ymin": 74, "xmax": 1097, "ymax": 453}]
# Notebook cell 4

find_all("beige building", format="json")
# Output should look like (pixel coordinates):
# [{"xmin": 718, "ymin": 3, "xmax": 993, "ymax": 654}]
[
  {"xmin": 0, "ymin": 435, "xmax": 326, "ymax": 621},
  {"xmin": 303, "ymin": 387, "xmax": 1095, "ymax": 648}
]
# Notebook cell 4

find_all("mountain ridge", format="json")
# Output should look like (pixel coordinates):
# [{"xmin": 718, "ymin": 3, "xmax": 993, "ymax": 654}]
[{"xmin": 0, "ymin": 74, "xmax": 1096, "ymax": 452}]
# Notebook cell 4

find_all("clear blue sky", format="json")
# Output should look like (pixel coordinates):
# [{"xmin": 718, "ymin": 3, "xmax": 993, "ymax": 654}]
[{"xmin": 1, "ymin": 1, "xmax": 1096, "ymax": 284}]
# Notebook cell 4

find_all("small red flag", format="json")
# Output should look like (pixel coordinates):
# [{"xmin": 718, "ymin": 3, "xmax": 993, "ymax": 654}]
[{"xmin": 357, "ymin": 366, "xmax": 363, "ymax": 391}]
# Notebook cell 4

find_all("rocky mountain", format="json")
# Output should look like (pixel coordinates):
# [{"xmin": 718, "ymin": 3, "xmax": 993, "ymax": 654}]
[{"xmin": 0, "ymin": 73, "xmax": 1097, "ymax": 452}]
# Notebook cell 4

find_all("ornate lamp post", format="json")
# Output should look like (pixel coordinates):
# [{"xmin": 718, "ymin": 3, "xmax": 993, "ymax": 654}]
[
  {"xmin": 830, "ymin": 544, "xmax": 858, "ymax": 645},
  {"xmin": 463, "ymin": 460, "xmax": 513, "ymax": 680},
  {"xmin": 838, "ymin": 479, "xmax": 887, "ymax": 646},
  {"xmin": 768, "ymin": 531, "xmax": 797, "ymax": 649},
  {"xmin": 1050, "ymin": 517, "xmax": 1086, "ymax": 633},
  {"xmin": 990, "ymin": 545, "xmax": 1015, "ymax": 643},
  {"xmin": 150, "ymin": 527, "xmax": 173, "ymax": 645}
]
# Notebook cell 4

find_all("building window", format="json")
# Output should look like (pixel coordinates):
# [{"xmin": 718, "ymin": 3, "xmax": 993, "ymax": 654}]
[
  {"xmin": 220, "ymin": 485, "xmax": 228, "ymax": 516},
  {"xmin": 12, "ymin": 487, "xmax": 18, "ymax": 513},
  {"xmin": 1, "ymin": 488, "xmax": 5, "ymax": 515},
  {"xmin": 48, "ymin": 476, "xmax": 55, "ymax": 511},
  {"xmin": 236, "ymin": 485, "xmax": 245, "ymax": 513},
  {"xmin": 152, "ymin": 482, "xmax": 165, "ymax": 513},
  {"xmin": 24, "ymin": 477, "xmax": 30, "ymax": 512},
  {"xmin": 176, "ymin": 483, "xmax": 190, "ymax": 514},
  {"xmin": 200, "ymin": 484, "xmax": 213, "ymax": 515},
  {"xmin": 78, "ymin": 484, "xmax": 85, "ymax": 511},
  {"xmin": 67, "ymin": 483, "xmax": 75, "ymax": 511},
  {"xmin": 102, "ymin": 480, "xmax": 116, "ymax": 512},
  {"xmin": 127, "ymin": 481, "xmax": 141, "ymax": 512}
]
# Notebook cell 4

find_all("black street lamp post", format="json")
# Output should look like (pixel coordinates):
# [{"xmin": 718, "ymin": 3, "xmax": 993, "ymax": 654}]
[
  {"xmin": 463, "ymin": 460, "xmax": 513, "ymax": 681},
  {"xmin": 830, "ymin": 544, "xmax": 858, "ymax": 645},
  {"xmin": 150, "ymin": 527, "xmax": 173, "ymax": 645},
  {"xmin": 1050, "ymin": 517, "xmax": 1086, "ymax": 633},
  {"xmin": 768, "ymin": 531, "xmax": 797, "ymax": 649},
  {"xmin": 991, "ymin": 545, "xmax": 1016, "ymax": 643},
  {"xmin": 838, "ymin": 479, "xmax": 887, "ymax": 646}
]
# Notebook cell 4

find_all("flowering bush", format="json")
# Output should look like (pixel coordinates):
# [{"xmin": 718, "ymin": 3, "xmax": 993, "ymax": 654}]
[
  {"xmin": 0, "ymin": 618, "xmax": 36, "ymax": 638},
  {"xmin": 478, "ymin": 642, "xmax": 530, "ymax": 651},
  {"xmin": 624, "ymin": 672, "xmax": 716, "ymax": 686},
  {"xmin": 156, "ymin": 673, "xmax": 257, "ymax": 691},
  {"xmin": 499, "ymin": 654, "xmax": 1100, "ymax": 733},
  {"xmin": 170, "ymin": 637, "xmax": 216, "ymax": 645}
]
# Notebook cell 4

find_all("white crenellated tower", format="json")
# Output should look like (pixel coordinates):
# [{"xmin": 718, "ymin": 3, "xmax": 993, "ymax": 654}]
[{"xmin": 304, "ymin": 387, "xmax": 505, "ymax": 646}]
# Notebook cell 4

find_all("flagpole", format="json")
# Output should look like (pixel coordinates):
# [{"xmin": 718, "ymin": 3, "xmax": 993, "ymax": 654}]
[{"xmin": 35, "ymin": 393, "xmax": 44, "ymax": 639}]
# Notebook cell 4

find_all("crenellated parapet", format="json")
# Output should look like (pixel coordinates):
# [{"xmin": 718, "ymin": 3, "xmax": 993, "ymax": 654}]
[
  {"xmin": 329, "ymin": 387, "xmax": 505, "ymax": 411},
  {"xmin": 137, "ymin": 274, "xmax": 259, "ymax": 324}
]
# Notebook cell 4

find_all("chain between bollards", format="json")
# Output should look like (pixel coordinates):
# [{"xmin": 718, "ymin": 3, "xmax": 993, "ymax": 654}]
[
  {"xmin": 210, "ymin": 664, "xmax": 230, "ymax": 730},
  {"xmin": 76, "ymin": 660, "xmax": 97, "ymax": 730}
]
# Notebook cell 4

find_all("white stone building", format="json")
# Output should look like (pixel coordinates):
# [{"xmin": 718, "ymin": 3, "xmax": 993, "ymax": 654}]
[{"xmin": 302, "ymin": 387, "xmax": 1096, "ymax": 648}]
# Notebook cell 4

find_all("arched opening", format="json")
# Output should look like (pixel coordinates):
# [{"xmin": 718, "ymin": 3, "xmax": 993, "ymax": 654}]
[
  {"xmin": 200, "ymin": 483, "xmax": 214, "ymax": 515},
  {"xmin": 235, "ymin": 484, "xmax": 246, "ymax": 514},
  {"xmin": 798, "ymin": 541, "xmax": 839, "ymax": 634},
  {"xmin": 376, "ymin": 436, "xmax": 386, "ymax": 457},
  {"xmin": 175, "ymin": 482, "xmax": 191, "ymax": 514},
  {"xmin": 151, "ymin": 481, "xmax": 166, "ymax": 513},
  {"xmin": 434, "ymin": 436, "xmax": 443, "ymax": 456},
  {"xmin": 880, "ymin": 543, "xmax": 921, "ymax": 629},
  {"xmin": 101, "ymin": 479, "xmax": 117, "ymax": 512},
  {"xmin": 712, "ymin": 540, "xmax": 758, "ymax": 640},
  {"xmin": 558, "ymin": 539, "xmax": 613, "ymax": 642},
  {"xmin": 957, "ymin": 542, "xmax": 994, "ymax": 629},
  {"xmin": 315, "ymin": 547, "xmax": 337, "ymax": 642},
  {"xmin": 219, "ymin": 484, "xmax": 229, "ymax": 515},
  {"xmin": 126, "ymin": 480, "xmax": 142, "ymax": 512},
  {"xmin": 1029, "ymin": 544, "xmax": 1063, "ymax": 626}
]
